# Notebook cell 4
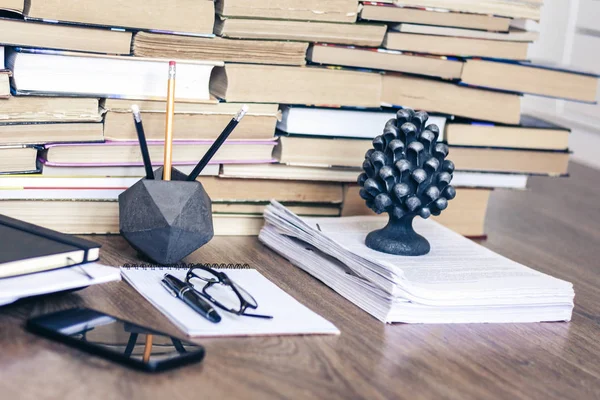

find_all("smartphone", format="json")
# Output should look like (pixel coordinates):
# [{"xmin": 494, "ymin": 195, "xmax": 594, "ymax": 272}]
[{"xmin": 26, "ymin": 307, "xmax": 205, "ymax": 373}]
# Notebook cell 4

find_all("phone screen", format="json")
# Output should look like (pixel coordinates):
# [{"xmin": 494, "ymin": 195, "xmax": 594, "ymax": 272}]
[{"xmin": 27, "ymin": 308, "xmax": 204, "ymax": 371}]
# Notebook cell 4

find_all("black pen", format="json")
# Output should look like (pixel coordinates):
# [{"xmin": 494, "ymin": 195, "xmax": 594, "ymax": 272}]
[
  {"xmin": 186, "ymin": 104, "xmax": 248, "ymax": 181},
  {"xmin": 161, "ymin": 274, "xmax": 221, "ymax": 323},
  {"xmin": 131, "ymin": 104, "xmax": 154, "ymax": 180}
]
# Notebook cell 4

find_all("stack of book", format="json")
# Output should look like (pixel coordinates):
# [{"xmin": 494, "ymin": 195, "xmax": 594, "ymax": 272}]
[
  {"xmin": 0, "ymin": 0, "xmax": 597, "ymax": 237},
  {"xmin": 209, "ymin": 0, "xmax": 593, "ymax": 237}
]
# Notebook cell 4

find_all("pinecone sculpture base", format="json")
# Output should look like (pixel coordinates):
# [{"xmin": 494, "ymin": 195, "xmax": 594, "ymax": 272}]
[
  {"xmin": 358, "ymin": 109, "xmax": 456, "ymax": 256},
  {"xmin": 365, "ymin": 215, "xmax": 430, "ymax": 256}
]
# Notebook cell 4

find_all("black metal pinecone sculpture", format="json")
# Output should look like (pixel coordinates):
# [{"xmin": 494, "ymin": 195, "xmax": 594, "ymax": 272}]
[{"xmin": 358, "ymin": 109, "xmax": 456, "ymax": 256}]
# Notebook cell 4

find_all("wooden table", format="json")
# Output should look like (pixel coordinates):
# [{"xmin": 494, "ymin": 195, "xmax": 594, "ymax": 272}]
[{"xmin": 1, "ymin": 162, "xmax": 599, "ymax": 400}]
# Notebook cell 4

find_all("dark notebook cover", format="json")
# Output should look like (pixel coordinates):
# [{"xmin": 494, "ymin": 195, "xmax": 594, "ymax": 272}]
[{"xmin": 0, "ymin": 214, "xmax": 100, "ymax": 267}]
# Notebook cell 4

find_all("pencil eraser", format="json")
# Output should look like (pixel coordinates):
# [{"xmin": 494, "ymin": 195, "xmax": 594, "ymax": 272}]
[
  {"xmin": 169, "ymin": 61, "xmax": 176, "ymax": 67},
  {"xmin": 131, "ymin": 104, "xmax": 141, "ymax": 122}
]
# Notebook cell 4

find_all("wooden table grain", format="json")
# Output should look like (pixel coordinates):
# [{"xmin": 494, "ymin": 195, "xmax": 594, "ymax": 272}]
[{"xmin": 1, "ymin": 162, "xmax": 599, "ymax": 400}]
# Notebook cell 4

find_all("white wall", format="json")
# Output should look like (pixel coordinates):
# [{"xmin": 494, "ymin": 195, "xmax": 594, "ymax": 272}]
[{"xmin": 522, "ymin": 0, "xmax": 600, "ymax": 169}]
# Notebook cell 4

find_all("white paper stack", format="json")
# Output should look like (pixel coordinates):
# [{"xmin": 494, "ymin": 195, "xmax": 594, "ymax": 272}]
[{"xmin": 259, "ymin": 201, "xmax": 574, "ymax": 324}]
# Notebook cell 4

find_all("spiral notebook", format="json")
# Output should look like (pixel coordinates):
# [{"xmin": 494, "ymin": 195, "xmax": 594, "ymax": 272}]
[{"xmin": 120, "ymin": 266, "xmax": 340, "ymax": 337}]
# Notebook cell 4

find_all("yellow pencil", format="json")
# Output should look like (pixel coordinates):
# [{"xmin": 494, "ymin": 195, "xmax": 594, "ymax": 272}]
[
  {"xmin": 143, "ymin": 334, "xmax": 153, "ymax": 363},
  {"xmin": 163, "ymin": 61, "xmax": 176, "ymax": 181}
]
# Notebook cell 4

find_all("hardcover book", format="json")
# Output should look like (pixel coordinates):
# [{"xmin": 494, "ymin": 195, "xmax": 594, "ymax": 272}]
[
  {"xmin": 446, "ymin": 115, "xmax": 571, "ymax": 151},
  {"xmin": 460, "ymin": 59, "xmax": 600, "ymax": 103},
  {"xmin": 0, "ymin": 213, "xmax": 100, "ymax": 278},
  {"xmin": 210, "ymin": 64, "xmax": 382, "ymax": 107},
  {"xmin": 359, "ymin": 2, "xmax": 511, "ymax": 31},
  {"xmin": 216, "ymin": 0, "xmax": 359, "ymax": 23},
  {"xmin": 24, "ymin": 0, "xmax": 215, "ymax": 34},
  {"xmin": 42, "ymin": 140, "xmax": 277, "ymax": 166},
  {"xmin": 308, "ymin": 44, "xmax": 463, "ymax": 79},
  {"xmin": 215, "ymin": 17, "xmax": 386, "ymax": 47},
  {"xmin": 0, "ymin": 17, "xmax": 132, "ymax": 55},
  {"xmin": 7, "ymin": 48, "xmax": 222, "ymax": 101}
]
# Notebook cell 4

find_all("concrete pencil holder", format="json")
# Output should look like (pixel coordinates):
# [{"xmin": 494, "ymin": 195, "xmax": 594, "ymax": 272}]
[{"xmin": 118, "ymin": 166, "xmax": 214, "ymax": 265}]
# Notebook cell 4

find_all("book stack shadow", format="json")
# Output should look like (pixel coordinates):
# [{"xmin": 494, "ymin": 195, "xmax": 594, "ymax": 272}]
[{"xmin": 0, "ymin": 0, "xmax": 597, "ymax": 237}]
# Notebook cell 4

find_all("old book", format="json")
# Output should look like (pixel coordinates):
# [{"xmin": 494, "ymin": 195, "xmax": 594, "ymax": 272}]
[
  {"xmin": 277, "ymin": 106, "xmax": 447, "ymax": 139},
  {"xmin": 384, "ymin": 32, "xmax": 528, "ymax": 60},
  {"xmin": 43, "ymin": 141, "xmax": 276, "ymax": 165},
  {"xmin": 210, "ymin": 64, "xmax": 382, "ymax": 107},
  {"xmin": 341, "ymin": 186, "xmax": 490, "ymax": 237},
  {"xmin": 0, "ymin": 97, "xmax": 101, "ymax": 123},
  {"xmin": 381, "ymin": 74, "xmax": 521, "ymax": 124},
  {"xmin": 0, "ymin": 69, "xmax": 9, "ymax": 98},
  {"xmin": 201, "ymin": 177, "xmax": 343, "ymax": 203},
  {"xmin": 446, "ymin": 116, "xmax": 570, "ymax": 151},
  {"xmin": 0, "ymin": 145, "xmax": 38, "ymax": 174},
  {"xmin": 448, "ymin": 147, "xmax": 569, "ymax": 175},
  {"xmin": 373, "ymin": 0, "xmax": 542, "ymax": 20},
  {"xmin": 359, "ymin": 3, "xmax": 511, "ymax": 31},
  {"xmin": 7, "ymin": 48, "xmax": 222, "ymax": 101},
  {"xmin": 0, "ymin": 17, "xmax": 132, "ymax": 55},
  {"xmin": 103, "ymin": 101, "xmax": 279, "ymax": 141},
  {"xmin": 0, "ymin": 175, "xmax": 345, "ymax": 234},
  {"xmin": 0, "ymin": 122, "xmax": 103, "ymax": 145},
  {"xmin": 0, "ymin": 0, "xmax": 22, "ymax": 12},
  {"xmin": 24, "ymin": 0, "xmax": 215, "ymax": 34},
  {"xmin": 0, "ymin": 177, "xmax": 343, "ymax": 203},
  {"xmin": 213, "ymin": 203, "xmax": 340, "ymax": 216},
  {"xmin": 391, "ymin": 24, "xmax": 539, "ymax": 42},
  {"xmin": 222, "ymin": 163, "xmax": 363, "ymax": 183},
  {"xmin": 133, "ymin": 33, "xmax": 308, "ymax": 66},
  {"xmin": 215, "ymin": 17, "xmax": 386, "ymax": 47},
  {"xmin": 308, "ymin": 44, "xmax": 463, "ymax": 79},
  {"xmin": 275, "ymin": 135, "xmax": 568, "ymax": 175},
  {"xmin": 460, "ymin": 59, "xmax": 599, "ymax": 103},
  {"xmin": 38, "ymin": 163, "xmax": 219, "ymax": 177},
  {"xmin": 216, "ymin": 0, "xmax": 359, "ymax": 23},
  {"xmin": 220, "ymin": 164, "xmax": 530, "ymax": 189},
  {"xmin": 0, "ymin": 200, "xmax": 265, "ymax": 235}
]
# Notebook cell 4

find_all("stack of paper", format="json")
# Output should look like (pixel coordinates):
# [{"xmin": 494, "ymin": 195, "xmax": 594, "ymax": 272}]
[
  {"xmin": 0, "ymin": 263, "xmax": 121, "ymax": 307},
  {"xmin": 259, "ymin": 201, "xmax": 574, "ymax": 323}
]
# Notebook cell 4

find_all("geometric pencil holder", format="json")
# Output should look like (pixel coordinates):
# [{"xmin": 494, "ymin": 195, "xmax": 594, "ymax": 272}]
[{"xmin": 118, "ymin": 166, "xmax": 214, "ymax": 265}]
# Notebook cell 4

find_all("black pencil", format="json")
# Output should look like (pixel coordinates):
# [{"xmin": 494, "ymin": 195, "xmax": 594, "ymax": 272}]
[
  {"xmin": 187, "ymin": 105, "xmax": 249, "ymax": 181},
  {"xmin": 131, "ymin": 104, "xmax": 154, "ymax": 180}
]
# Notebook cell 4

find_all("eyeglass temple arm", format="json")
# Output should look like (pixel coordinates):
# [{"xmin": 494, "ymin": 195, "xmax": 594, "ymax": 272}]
[{"xmin": 240, "ymin": 312, "xmax": 273, "ymax": 319}]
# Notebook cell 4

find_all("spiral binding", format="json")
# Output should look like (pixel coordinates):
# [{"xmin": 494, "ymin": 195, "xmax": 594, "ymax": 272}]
[{"xmin": 121, "ymin": 262, "xmax": 251, "ymax": 270}]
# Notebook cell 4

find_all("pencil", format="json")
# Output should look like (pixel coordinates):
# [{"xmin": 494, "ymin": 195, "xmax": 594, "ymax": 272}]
[
  {"xmin": 163, "ymin": 61, "xmax": 176, "ymax": 181},
  {"xmin": 131, "ymin": 105, "xmax": 154, "ymax": 180},
  {"xmin": 187, "ymin": 105, "xmax": 249, "ymax": 181},
  {"xmin": 143, "ymin": 334, "xmax": 153, "ymax": 363}
]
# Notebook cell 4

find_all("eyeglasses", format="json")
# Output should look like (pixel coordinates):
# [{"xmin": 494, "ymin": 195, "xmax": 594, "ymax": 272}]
[{"xmin": 185, "ymin": 266, "xmax": 272, "ymax": 319}]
